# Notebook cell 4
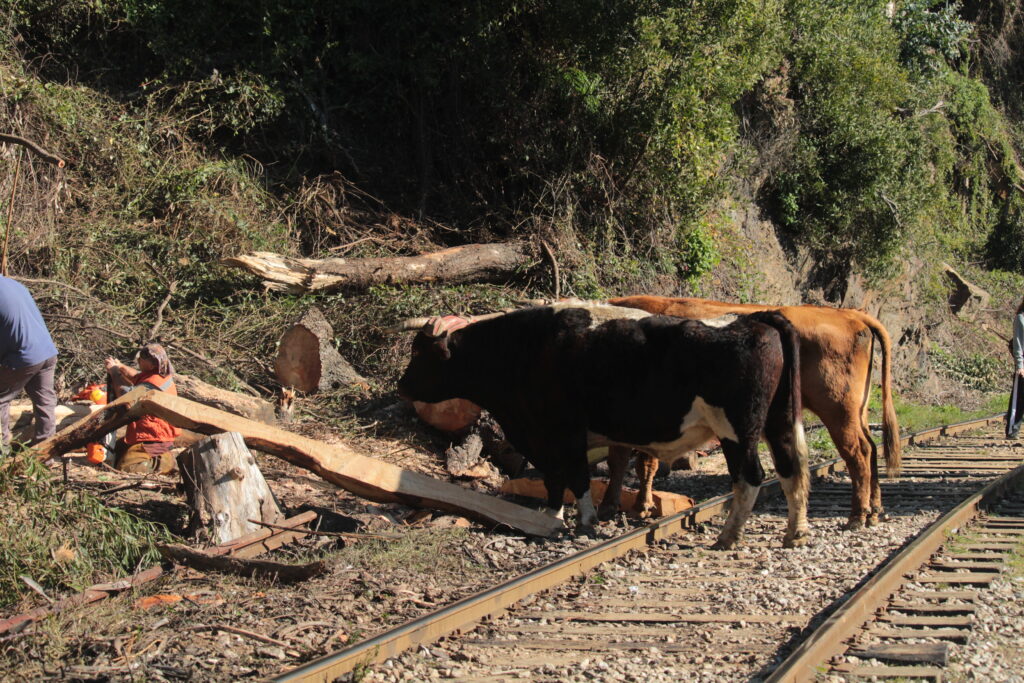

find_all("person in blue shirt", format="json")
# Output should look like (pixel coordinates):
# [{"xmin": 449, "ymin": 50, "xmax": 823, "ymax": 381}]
[
  {"xmin": 1008, "ymin": 297, "xmax": 1024, "ymax": 439},
  {"xmin": 0, "ymin": 275, "xmax": 58, "ymax": 448}
]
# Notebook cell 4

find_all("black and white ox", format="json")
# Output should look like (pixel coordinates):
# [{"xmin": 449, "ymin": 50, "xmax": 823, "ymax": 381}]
[{"xmin": 397, "ymin": 303, "xmax": 810, "ymax": 549}]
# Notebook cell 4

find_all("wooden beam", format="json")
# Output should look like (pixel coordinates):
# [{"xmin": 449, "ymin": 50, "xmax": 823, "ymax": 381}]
[{"xmin": 33, "ymin": 391, "xmax": 561, "ymax": 537}]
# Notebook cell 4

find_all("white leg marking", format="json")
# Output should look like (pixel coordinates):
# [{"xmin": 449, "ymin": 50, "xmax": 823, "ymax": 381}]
[
  {"xmin": 542, "ymin": 505, "xmax": 566, "ymax": 521},
  {"xmin": 714, "ymin": 481, "xmax": 759, "ymax": 549},
  {"xmin": 779, "ymin": 473, "xmax": 810, "ymax": 547},
  {"xmin": 780, "ymin": 419, "xmax": 811, "ymax": 547},
  {"xmin": 577, "ymin": 490, "xmax": 597, "ymax": 528}
]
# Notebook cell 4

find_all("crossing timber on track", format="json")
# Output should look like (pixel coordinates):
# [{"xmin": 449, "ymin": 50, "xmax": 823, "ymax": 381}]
[{"xmin": 275, "ymin": 415, "xmax": 1024, "ymax": 682}]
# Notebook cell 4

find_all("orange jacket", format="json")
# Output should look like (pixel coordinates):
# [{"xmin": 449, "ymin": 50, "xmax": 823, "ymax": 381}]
[{"xmin": 124, "ymin": 372, "xmax": 181, "ymax": 445}]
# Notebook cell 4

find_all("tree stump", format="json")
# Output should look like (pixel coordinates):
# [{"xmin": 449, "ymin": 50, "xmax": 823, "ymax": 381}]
[
  {"xmin": 274, "ymin": 307, "xmax": 367, "ymax": 393},
  {"xmin": 177, "ymin": 432, "xmax": 284, "ymax": 544}
]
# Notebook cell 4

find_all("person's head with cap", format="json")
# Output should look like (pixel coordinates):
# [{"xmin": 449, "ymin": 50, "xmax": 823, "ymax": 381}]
[{"xmin": 137, "ymin": 343, "xmax": 173, "ymax": 376}]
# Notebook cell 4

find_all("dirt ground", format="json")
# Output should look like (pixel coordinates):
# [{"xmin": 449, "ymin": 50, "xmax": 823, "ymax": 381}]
[
  {"xmin": 0, "ymin": 380, "xmax": 910, "ymax": 682},
  {"xmin": 0, "ymin": 397, "xmax": 675, "ymax": 681}
]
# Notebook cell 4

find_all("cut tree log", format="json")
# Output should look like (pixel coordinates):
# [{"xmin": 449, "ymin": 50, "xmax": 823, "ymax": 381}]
[
  {"xmin": 174, "ymin": 374, "xmax": 277, "ymax": 423},
  {"xmin": 221, "ymin": 242, "xmax": 533, "ymax": 293},
  {"xmin": 178, "ymin": 432, "xmax": 284, "ymax": 544},
  {"xmin": 500, "ymin": 478, "xmax": 695, "ymax": 518},
  {"xmin": 275, "ymin": 307, "xmax": 367, "ymax": 393},
  {"xmin": 33, "ymin": 388, "xmax": 562, "ymax": 537},
  {"xmin": 157, "ymin": 544, "xmax": 326, "ymax": 582}
]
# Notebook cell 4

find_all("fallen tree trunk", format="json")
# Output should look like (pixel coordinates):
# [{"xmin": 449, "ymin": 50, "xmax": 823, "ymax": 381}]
[
  {"xmin": 33, "ymin": 390, "xmax": 562, "ymax": 537},
  {"xmin": 500, "ymin": 478, "xmax": 694, "ymax": 518},
  {"xmin": 221, "ymin": 242, "xmax": 534, "ymax": 293},
  {"xmin": 175, "ymin": 374, "xmax": 277, "ymax": 423}
]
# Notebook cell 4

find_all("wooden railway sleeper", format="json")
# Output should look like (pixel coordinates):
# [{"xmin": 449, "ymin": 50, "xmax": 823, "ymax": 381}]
[{"xmin": 823, "ymin": 487, "xmax": 1024, "ymax": 680}]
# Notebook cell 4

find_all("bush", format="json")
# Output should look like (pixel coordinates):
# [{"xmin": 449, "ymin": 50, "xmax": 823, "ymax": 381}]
[{"xmin": 766, "ymin": 3, "xmax": 920, "ymax": 276}]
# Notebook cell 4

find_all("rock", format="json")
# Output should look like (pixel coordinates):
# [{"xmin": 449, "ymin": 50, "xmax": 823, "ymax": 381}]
[
  {"xmin": 943, "ymin": 263, "xmax": 990, "ymax": 317},
  {"xmin": 258, "ymin": 646, "xmax": 286, "ymax": 660},
  {"xmin": 429, "ymin": 515, "xmax": 472, "ymax": 529}
]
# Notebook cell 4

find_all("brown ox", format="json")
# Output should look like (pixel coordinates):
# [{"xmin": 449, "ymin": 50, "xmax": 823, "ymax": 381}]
[{"xmin": 600, "ymin": 296, "xmax": 900, "ymax": 530}]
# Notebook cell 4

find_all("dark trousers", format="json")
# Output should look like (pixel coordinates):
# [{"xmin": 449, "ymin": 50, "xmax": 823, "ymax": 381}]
[
  {"xmin": 1007, "ymin": 373, "xmax": 1024, "ymax": 438},
  {"xmin": 0, "ymin": 355, "xmax": 58, "ymax": 445}
]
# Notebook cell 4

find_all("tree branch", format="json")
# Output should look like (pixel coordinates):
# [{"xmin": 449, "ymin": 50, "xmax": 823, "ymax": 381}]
[{"xmin": 0, "ymin": 133, "xmax": 65, "ymax": 167}]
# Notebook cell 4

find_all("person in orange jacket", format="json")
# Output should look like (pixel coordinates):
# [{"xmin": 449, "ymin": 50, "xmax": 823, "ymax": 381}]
[{"xmin": 104, "ymin": 343, "xmax": 180, "ymax": 474}]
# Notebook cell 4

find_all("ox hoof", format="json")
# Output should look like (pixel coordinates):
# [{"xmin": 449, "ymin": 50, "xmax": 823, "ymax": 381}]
[
  {"xmin": 841, "ymin": 517, "xmax": 865, "ymax": 531},
  {"xmin": 710, "ymin": 536, "xmax": 740, "ymax": 551},
  {"xmin": 783, "ymin": 531, "xmax": 809, "ymax": 548},
  {"xmin": 596, "ymin": 505, "xmax": 619, "ymax": 522},
  {"xmin": 631, "ymin": 504, "xmax": 656, "ymax": 519},
  {"xmin": 575, "ymin": 524, "xmax": 598, "ymax": 538}
]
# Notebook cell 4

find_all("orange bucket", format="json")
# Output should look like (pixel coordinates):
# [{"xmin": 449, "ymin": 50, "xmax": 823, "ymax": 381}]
[{"xmin": 85, "ymin": 442, "xmax": 106, "ymax": 465}]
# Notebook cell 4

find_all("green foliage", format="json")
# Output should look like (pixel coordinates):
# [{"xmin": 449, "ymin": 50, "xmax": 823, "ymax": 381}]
[
  {"xmin": 767, "ymin": 2, "xmax": 919, "ymax": 276},
  {"xmin": 892, "ymin": 0, "xmax": 972, "ymax": 73},
  {"xmin": 0, "ymin": 455, "xmax": 171, "ymax": 609},
  {"xmin": 929, "ymin": 343, "xmax": 1004, "ymax": 392},
  {"xmin": 677, "ymin": 226, "xmax": 721, "ymax": 283}
]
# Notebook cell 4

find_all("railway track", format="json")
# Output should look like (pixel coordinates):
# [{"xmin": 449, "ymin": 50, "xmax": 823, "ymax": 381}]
[{"xmin": 276, "ymin": 415, "xmax": 1024, "ymax": 682}]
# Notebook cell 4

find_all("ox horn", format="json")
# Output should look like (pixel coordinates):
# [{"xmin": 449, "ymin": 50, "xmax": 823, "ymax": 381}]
[
  {"xmin": 386, "ymin": 316, "xmax": 434, "ymax": 334},
  {"xmin": 386, "ymin": 310, "xmax": 510, "ymax": 335},
  {"xmin": 468, "ymin": 310, "xmax": 508, "ymax": 322}
]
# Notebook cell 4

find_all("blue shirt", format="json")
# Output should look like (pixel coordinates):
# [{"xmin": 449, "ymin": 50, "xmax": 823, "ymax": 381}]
[{"xmin": 0, "ymin": 276, "xmax": 58, "ymax": 369}]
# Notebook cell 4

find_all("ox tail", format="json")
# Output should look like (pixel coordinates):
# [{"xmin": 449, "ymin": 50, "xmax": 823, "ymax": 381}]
[
  {"xmin": 748, "ymin": 311, "xmax": 808, "ymax": 498},
  {"xmin": 849, "ymin": 310, "xmax": 901, "ymax": 479}
]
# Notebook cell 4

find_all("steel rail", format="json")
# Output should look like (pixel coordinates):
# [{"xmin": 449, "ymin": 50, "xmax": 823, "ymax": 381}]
[
  {"xmin": 767, "ymin": 440, "xmax": 1024, "ymax": 681},
  {"xmin": 274, "ymin": 413, "xmax": 1004, "ymax": 682}
]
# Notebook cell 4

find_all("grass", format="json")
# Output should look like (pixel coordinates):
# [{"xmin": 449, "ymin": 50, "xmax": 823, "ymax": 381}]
[
  {"xmin": 869, "ymin": 390, "xmax": 1007, "ymax": 435},
  {"xmin": 0, "ymin": 453, "xmax": 172, "ymax": 611}
]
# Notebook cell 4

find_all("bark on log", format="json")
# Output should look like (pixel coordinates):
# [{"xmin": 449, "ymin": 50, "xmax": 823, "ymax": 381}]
[
  {"xmin": 33, "ymin": 389, "xmax": 562, "ymax": 537},
  {"xmin": 445, "ymin": 433, "xmax": 498, "ymax": 480},
  {"xmin": 275, "ymin": 307, "xmax": 367, "ymax": 393},
  {"xmin": 221, "ymin": 242, "xmax": 534, "ymax": 293},
  {"xmin": 175, "ymin": 374, "xmax": 277, "ymax": 423},
  {"xmin": 156, "ymin": 544, "xmax": 326, "ymax": 582},
  {"xmin": 178, "ymin": 432, "xmax": 284, "ymax": 544}
]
